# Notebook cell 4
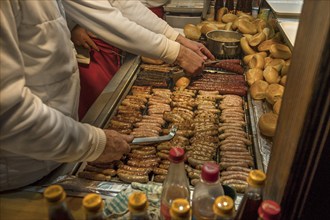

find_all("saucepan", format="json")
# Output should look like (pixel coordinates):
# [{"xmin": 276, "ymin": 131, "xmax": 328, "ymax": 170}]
[{"xmin": 206, "ymin": 30, "xmax": 243, "ymax": 58}]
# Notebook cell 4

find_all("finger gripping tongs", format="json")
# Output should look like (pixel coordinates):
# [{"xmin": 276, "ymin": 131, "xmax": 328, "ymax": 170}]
[{"xmin": 131, "ymin": 125, "xmax": 177, "ymax": 149}]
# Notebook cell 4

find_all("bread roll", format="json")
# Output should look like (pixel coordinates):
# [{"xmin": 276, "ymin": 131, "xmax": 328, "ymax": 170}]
[
  {"xmin": 258, "ymin": 112, "xmax": 278, "ymax": 137},
  {"xmin": 183, "ymin": 24, "xmax": 201, "ymax": 41},
  {"xmin": 240, "ymin": 37, "xmax": 256, "ymax": 55},
  {"xmin": 243, "ymin": 52, "xmax": 267, "ymax": 65},
  {"xmin": 249, "ymin": 32, "xmax": 266, "ymax": 47},
  {"xmin": 201, "ymin": 23, "xmax": 218, "ymax": 35},
  {"xmin": 258, "ymin": 52, "xmax": 268, "ymax": 58},
  {"xmin": 263, "ymin": 57, "xmax": 272, "ymax": 66},
  {"xmin": 262, "ymin": 28, "xmax": 270, "ymax": 40},
  {"xmin": 258, "ymin": 39, "xmax": 279, "ymax": 52},
  {"xmin": 238, "ymin": 20, "xmax": 257, "ymax": 35},
  {"xmin": 281, "ymin": 59, "xmax": 291, "ymax": 76},
  {"xmin": 270, "ymin": 44, "xmax": 292, "ymax": 59},
  {"xmin": 265, "ymin": 83, "xmax": 284, "ymax": 105},
  {"xmin": 264, "ymin": 59, "xmax": 285, "ymax": 72},
  {"xmin": 243, "ymin": 54, "xmax": 254, "ymax": 65},
  {"xmin": 141, "ymin": 56, "xmax": 164, "ymax": 65},
  {"xmin": 214, "ymin": 22, "xmax": 226, "ymax": 30},
  {"xmin": 248, "ymin": 54, "xmax": 265, "ymax": 69},
  {"xmin": 280, "ymin": 75, "xmax": 287, "ymax": 86},
  {"xmin": 176, "ymin": 77, "xmax": 190, "ymax": 89},
  {"xmin": 250, "ymin": 80, "xmax": 269, "ymax": 100},
  {"xmin": 216, "ymin": 7, "xmax": 228, "ymax": 22},
  {"xmin": 263, "ymin": 66, "xmax": 280, "ymax": 84},
  {"xmin": 225, "ymin": 22, "xmax": 233, "ymax": 31},
  {"xmin": 232, "ymin": 18, "xmax": 240, "ymax": 31},
  {"xmin": 222, "ymin": 14, "xmax": 238, "ymax": 23},
  {"xmin": 273, "ymin": 99, "xmax": 282, "ymax": 115},
  {"xmin": 247, "ymin": 68, "xmax": 264, "ymax": 86},
  {"xmin": 196, "ymin": 22, "xmax": 205, "ymax": 31},
  {"xmin": 243, "ymin": 34, "xmax": 253, "ymax": 41},
  {"xmin": 236, "ymin": 11, "xmax": 254, "ymax": 21}
]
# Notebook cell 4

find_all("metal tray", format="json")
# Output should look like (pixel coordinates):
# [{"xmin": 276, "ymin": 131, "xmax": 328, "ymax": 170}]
[
  {"xmin": 72, "ymin": 56, "xmax": 264, "ymax": 191},
  {"xmin": 247, "ymin": 94, "xmax": 273, "ymax": 172}
]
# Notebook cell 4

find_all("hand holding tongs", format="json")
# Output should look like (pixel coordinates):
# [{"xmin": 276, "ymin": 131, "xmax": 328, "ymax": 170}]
[{"xmin": 131, "ymin": 125, "xmax": 177, "ymax": 149}]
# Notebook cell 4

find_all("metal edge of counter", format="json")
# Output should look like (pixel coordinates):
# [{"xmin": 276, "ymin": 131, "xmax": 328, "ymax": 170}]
[
  {"xmin": 81, "ymin": 53, "xmax": 141, "ymax": 128},
  {"xmin": 247, "ymin": 94, "xmax": 266, "ymax": 172}
]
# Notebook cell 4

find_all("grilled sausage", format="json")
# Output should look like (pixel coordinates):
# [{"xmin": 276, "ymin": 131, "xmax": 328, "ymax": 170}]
[
  {"xmin": 153, "ymin": 167, "xmax": 168, "ymax": 175},
  {"xmin": 219, "ymin": 161, "xmax": 249, "ymax": 169},
  {"xmin": 117, "ymin": 172, "xmax": 149, "ymax": 183},
  {"xmin": 153, "ymin": 175, "xmax": 166, "ymax": 183},
  {"xmin": 226, "ymin": 166, "xmax": 253, "ymax": 172}
]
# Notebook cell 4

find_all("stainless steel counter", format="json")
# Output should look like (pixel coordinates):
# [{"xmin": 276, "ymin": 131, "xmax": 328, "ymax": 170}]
[{"xmin": 82, "ymin": 53, "xmax": 141, "ymax": 128}]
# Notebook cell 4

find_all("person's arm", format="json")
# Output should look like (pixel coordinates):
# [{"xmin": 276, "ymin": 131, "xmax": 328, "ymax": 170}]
[
  {"xmin": 63, "ymin": 0, "xmax": 180, "ymax": 64},
  {"xmin": 110, "ymin": 0, "xmax": 214, "ymax": 60},
  {"xmin": 0, "ymin": 1, "xmax": 106, "ymax": 163},
  {"xmin": 110, "ymin": 0, "xmax": 179, "ymax": 41}
]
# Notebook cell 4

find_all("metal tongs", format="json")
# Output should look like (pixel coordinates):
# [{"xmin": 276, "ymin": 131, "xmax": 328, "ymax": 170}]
[
  {"xmin": 131, "ymin": 125, "xmax": 177, "ymax": 148},
  {"xmin": 204, "ymin": 59, "xmax": 222, "ymax": 65}
]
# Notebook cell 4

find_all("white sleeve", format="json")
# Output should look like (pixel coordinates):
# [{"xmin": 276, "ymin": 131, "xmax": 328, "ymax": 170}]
[
  {"xmin": 139, "ymin": 0, "xmax": 169, "ymax": 8},
  {"xmin": 110, "ymin": 0, "xmax": 179, "ymax": 41},
  {"xmin": 0, "ymin": 1, "xmax": 105, "ymax": 163},
  {"xmin": 62, "ymin": 0, "xmax": 180, "ymax": 63}
]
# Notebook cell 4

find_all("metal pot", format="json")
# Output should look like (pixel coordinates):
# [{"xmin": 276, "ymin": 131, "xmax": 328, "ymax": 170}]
[{"xmin": 206, "ymin": 30, "xmax": 243, "ymax": 58}]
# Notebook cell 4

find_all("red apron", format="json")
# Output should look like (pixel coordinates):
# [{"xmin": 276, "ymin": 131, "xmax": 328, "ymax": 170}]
[
  {"xmin": 149, "ymin": 6, "xmax": 165, "ymax": 19},
  {"xmin": 78, "ymin": 38, "xmax": 121, "ymax": 120},
  {"xmin": 78, "ymin": 6, "xmax": 164, "ymax": 120}
]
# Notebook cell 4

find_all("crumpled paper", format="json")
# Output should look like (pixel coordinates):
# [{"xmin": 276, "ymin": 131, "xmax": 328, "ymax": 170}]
[{"xmin": 104, "ymin": 182, "xmax": 162, "ymax": 220}]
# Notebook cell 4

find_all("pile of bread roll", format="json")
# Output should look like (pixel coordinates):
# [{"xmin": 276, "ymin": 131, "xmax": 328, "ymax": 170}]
[
  {"xmin": 183, "ymin": 7, "xmax": 292, "ymax": 138},
  {"xmin": 184, "ymin": 7, "xmax": 276, "ymax": 40},
  {"xmin": 239, "ymin": 19, "xmax": 291, "ymax": 138}
]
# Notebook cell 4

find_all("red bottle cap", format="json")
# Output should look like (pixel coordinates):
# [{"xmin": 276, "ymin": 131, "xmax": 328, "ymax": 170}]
[
  {"xmin": 169, "ymin": 147, "xmax": 185, "ymax": 163},
  {"xmin": 258, "ymin": 200, "xmax": 281, "ymax": 220},
  {"xmin": 201, "ymin": 162, "xmax": 219, "ymax": 183}
]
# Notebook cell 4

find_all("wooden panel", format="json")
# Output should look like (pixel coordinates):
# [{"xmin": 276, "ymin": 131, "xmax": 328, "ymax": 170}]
[{"xmin": 264, "ymin": 0, "xmax": 330, "ymax": 204}]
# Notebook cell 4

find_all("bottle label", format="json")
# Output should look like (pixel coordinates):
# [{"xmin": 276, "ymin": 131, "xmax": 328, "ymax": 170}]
[{"xmin": 160, "ymin": 203, "xmax": 171, "ymax": 220}]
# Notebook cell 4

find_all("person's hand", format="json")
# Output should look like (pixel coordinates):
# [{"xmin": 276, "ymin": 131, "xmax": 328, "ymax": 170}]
[
  {"xmin": 71, "ymin": 25, "xmax": 100, "ymax": 51},
  {"xmin": 175, "ymin": 45, "xmax": 205, "ymax": 76},
  {"xmin": 176, "ymin": 34, "xmax": 215, "ymax": 61},
  {"xmin": 94, "ymin": 130, "xmax": 134, "ymax": 163}
]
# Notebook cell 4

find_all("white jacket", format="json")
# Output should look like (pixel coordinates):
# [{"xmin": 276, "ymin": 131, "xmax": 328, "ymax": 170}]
[
  {"xmin": 0, "ymin": 0, "xmax": 106, "ymax": 191},
  {"xmin": 62, "ymin": 0, "xmax": 180, "ymax": 64}
]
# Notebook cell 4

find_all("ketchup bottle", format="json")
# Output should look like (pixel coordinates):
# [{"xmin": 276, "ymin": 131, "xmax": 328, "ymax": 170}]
[
  {"xmin": 160, "ymin": 147, "xmax": 190, "ymax": 220},
  {"xmin": 192, "ymin": 162, "xmax": 224, "ymax": 220},
  {"xmin": 234, "ymin": 170, "xmax": 266, "ymax": 220},
  {"xmin": 258, "ymin": 200, "xmax": 281, "ymax": 220}
]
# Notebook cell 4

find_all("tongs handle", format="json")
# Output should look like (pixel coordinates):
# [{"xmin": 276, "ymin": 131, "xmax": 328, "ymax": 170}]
[
  {"xmin": 204, "ymin": 60, "xmax": 221, "ymax": 65},
  {"xmin": 131, "ymin": 135, "xmax": 172, "ymax": 146},
  {"xmin": 131, "ymin": 125, "xmax": 177, "ymax": 148}
]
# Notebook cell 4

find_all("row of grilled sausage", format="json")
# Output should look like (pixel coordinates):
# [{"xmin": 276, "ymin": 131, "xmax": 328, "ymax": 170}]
[{"xmin": 77, "ymin": 85, "xmax": 255, "ymax": 193}]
